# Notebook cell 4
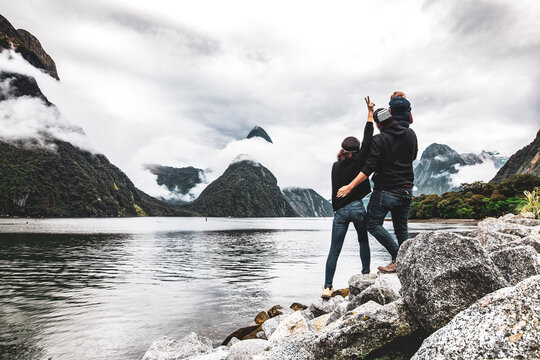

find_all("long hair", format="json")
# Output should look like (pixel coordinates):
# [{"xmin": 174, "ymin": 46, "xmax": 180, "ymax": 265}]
[{"xmin": 337, "ymin": 149, "xmax": 356, "ymax": 162}]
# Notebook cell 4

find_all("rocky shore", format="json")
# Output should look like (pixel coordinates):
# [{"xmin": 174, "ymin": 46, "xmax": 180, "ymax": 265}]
[{"xmin": 142, "ymin": 213, "xmax": 540, "ymax": 360}]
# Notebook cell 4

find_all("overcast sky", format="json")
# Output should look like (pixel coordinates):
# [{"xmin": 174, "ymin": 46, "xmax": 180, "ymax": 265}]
[{"xmin": 2, "ymin": 0, "xmax": 540, "ymax": 198}]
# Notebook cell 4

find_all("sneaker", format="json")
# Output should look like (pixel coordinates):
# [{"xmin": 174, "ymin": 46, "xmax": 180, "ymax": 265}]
[
  {"xmin": 361, "ymin": 270, "xmax": 370, "ymax": 274},
  {"xmin": 321, "ymin": 286, "xmax": 333, "ymax": 299},
  {"xmin": 377, "ymin": 261, "xmax": 397, "ymax": 273}
]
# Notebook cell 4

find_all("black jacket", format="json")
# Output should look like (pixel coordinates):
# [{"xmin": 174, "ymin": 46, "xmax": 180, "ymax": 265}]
[
  {"xmin": 331, "ymin": 122, "xmax": 373, "ymax": 211},
  {"xmin": 361, "ymin": 123, "xmax": 417, "ymax": 190}
]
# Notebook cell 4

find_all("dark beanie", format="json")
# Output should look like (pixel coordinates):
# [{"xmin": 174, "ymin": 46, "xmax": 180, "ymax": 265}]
[{"xmin": 341, "ymin": 136, "xmax": 360, "ymax": 151}]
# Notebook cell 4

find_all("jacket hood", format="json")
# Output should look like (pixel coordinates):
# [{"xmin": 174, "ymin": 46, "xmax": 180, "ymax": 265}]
[{"xmin": 381, "ymin": 123, "xmax": 408, "ymax": 136}]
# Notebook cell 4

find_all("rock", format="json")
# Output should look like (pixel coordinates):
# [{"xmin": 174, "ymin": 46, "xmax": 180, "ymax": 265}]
[
  {"xmin": 346, "ymin": 274, "xmax": 401, "ymax": 310},
  {"xmin": 348, "ymin": 273, "xmax": 378, "ymax": 296},
  {"xmin": 261, "ymin": 315, "xmax": 284, "ymax": 339},
  {"xmin": 266, "ymin": 304, "xmax": 293, "ymax": 318},
  {"xmin": 308, "ymin": 295, "xmax": 344, "ymax": 318},
  {"xmin": 227, "ymin": 339, "xmax": 269, "ymax": 360},
  {"xmin": 477, "ymin": 217, "xmax": 540, "ymax": 251},
  {"xmin": 412, "ymin": 275, "xmax": 540, "ymax": 360},
  {"xmin": 301, "ymin": 309, "xmax": 315, "ymax": 320},
  {"xmin": 255, "ymin": 331, "xmax": 266, "ymax": 340},
  {"xmin": 254, "ymin": 311, "xmax": 269, "ymax": 325},
  {"xmin": 186, "ymin": 346, "xmax": 229, "ymax": 360},
  {"xmin": 221, "ymin": 325, "xmax": 260, "ymax": 346},
  {"xmin": 252, "ymin": 334, "xmax": 316, "ymax": 360},
  {"xmin": 325, "ymin": 301, "xmax": 349, "ymax": 326},
  {"xmin": 268, "ymin": 311, "xmax": 315, "ymax": 343},
  {"xmin": 397, "ymin": 231, "xmax": 508, "ymax": 332},
  {"xmin": 331, "ymin": 288, "xmax": 349, "ymax": 298},
  {"xmin": 226, "ymin": 338, "xmax": 240, "ymax": 348},
  {"xmin": 489, "ymin": 245, "xmax": 540, "ymax": 285},
  {"xmin": 310, "ymin": 313, "xmax": 332, "ymax": 331},
  {"xmin": 267, "ymin": 305, "xmax": 282, "ymax": 318},
  {"xmin": 524, "ymin": 234, "xmax": 540, "ymax": 252},
  {"xmin": 242, "ymin": 325, "xmax": 263, "ymax": 340},
  {"xmin": 312, "ymin": 299, "xmax": 419, "ymax": 359},
  {"xmin": 289, "ymin": 302, "xmax": 308, "ymax": 311},
  {"xmin": 143, "ymin": 333, "xmax": 213, "ymax": 360}
]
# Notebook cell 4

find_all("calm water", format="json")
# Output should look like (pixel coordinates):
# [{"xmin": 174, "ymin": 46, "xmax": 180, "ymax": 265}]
[{"xmin": 0, "ymin": 217, "xmax": 475, "ymax": 360}]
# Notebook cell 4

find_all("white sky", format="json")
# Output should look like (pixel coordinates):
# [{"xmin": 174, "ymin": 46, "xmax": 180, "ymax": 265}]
[{"xmin": 2, "ymin": 0, "xmax": 540, "ymax": 198}]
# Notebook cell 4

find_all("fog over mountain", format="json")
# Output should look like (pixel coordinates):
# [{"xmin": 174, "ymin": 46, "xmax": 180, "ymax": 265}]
[{"xmin": 414, "ymin": 143, "xmax": 509, "ymax": 195}]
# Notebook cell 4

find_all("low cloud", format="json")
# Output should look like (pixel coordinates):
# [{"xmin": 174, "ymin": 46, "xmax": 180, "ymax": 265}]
[{"xmin": 450, "ymin": 160, "xmax": 499, "ymax": 188}]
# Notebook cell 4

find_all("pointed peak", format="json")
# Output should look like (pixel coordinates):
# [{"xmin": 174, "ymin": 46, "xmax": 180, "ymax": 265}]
[{"xmin": 246, "ymin": 126, "xmax": 273, "ymax": 143}]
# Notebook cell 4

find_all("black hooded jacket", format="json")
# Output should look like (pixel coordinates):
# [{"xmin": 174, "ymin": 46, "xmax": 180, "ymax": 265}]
[
  {"xmin": 331, "ymin": 122, "xmax": 373, "ymax": 211},
  {"xmin": 361, "ymin": 122, "xmax": 417, "ymax": 190}
]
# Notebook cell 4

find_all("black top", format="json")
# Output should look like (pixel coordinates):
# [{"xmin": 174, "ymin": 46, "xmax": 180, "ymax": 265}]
[
  {"xmin": 361, "ymin": 123, "xmax": 418, "ymax": 190},
  {"xmin": 331, "ymin": 122, "xmax": 374, "ymax": 211}
]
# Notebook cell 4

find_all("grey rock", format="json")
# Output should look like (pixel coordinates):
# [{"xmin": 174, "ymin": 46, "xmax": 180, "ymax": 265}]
[
  {"xmin": 325, "ymin": 301, "xmax": 349, "ymax": 325},
  {"xmin": 412, "ymin": 275, "xmax": 540, "ymax": 360},
  {"xmin": 301, "ymin": 309, "xmax": 315, "ymax": 320},
  {"xmin": 143, "ymin": 333, "xmax": 214, "ymax": 360},
  {"xmin": 253, "ymin": 333, "xmax": 316, "ymax": 360},
  {"xmin": 477, "ymin": 217, "xmax": 540, "ymax": 251},
  {"xmin": 346, "ymin": 274, "xmax": 401, "ymax": 310},
  {"xmin": 308, "ymin": 295, "xmax": 344, "ymax": 318},
  {"xmin": 227, "ymin": 339, "xmax": 269, "ymax": 360},
  {"xmin": 312, "ymin": 299, "xmax": 418, "ymax": 359},
  {"xmin": 226, "ymin": 338, "xmax": 240, "ymax": 348},
  {"xmin": 348, "ymin": 273, "xmax": 378, "ymax": 296},
  {"xmin": 186, "ymin": 346, "xmax": 229, "ymax": 360},
  {"xmin": 255, "ymin": 331, "xmax": 266, "ymax": 340},
  {"xmin": 261, "ymin": 315, "xmax": 284, "ymax": 339},
  {"xmin": 310, "ymin": 313, "xmax": 332, "ymax": 331},
  {"xmin": 489, "ymin": 245, "xmax": 540, "ymax": 285},
  {"xmin": 397, "ymin": 231, "xmax": 508, "ymax": 332},
  {"xmin": 268, "ymin": 311, "xmax": 315, "ymax": 343}
]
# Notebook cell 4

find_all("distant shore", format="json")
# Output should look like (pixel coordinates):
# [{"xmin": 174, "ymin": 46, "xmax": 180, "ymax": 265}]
[{"xmin": 404, "ymin": 218, "xmax": 478, "ymax": 224}]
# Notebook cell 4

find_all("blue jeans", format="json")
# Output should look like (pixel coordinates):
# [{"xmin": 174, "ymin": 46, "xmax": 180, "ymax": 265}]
[
  {"xmin": 325, "ymin": 200, "xmax": 370, "ymax": 287},
  {"xmin": 367, "ymin": 188, "xmax": 413, "ymax": 260}
]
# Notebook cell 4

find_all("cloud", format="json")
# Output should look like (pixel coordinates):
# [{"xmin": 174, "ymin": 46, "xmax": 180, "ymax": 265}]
[
  {"xmin": 450, "ymin": 160, "xmax": 499, "ymax": 188},
  {"xmin": 1, "ymin": 0, "xmax": 539, "ymax": 200}
]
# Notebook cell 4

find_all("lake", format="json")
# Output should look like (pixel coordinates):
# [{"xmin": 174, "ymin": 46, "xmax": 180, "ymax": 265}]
[{"xmin": 0, "ymin": 217, "xmax": 476, "ymax": 360}]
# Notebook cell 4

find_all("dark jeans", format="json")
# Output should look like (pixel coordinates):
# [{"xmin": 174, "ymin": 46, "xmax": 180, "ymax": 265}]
[
  {"xmin": 367, "ymin": 188, "xmax": 413, "ymax": 260},
  {"xmin": 325, "ymin": 200, "xmax": 370, "ymax": 287}
]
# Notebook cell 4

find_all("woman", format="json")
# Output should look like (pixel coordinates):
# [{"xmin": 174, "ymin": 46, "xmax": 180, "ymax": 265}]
[{"xmin": 322, "ymin": 96, "xmax": 374, "ymax": 299}]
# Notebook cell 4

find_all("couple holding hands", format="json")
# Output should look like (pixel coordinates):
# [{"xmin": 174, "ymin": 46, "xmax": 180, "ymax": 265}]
[{"xmin": 322, "ymin": 92, "xmax": 418, "ymax": 299}]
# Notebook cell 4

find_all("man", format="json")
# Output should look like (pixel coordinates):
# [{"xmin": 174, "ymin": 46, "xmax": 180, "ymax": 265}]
[{"xmin": 337, "ymin": 105, "xmax": 417, "ymax": 273}]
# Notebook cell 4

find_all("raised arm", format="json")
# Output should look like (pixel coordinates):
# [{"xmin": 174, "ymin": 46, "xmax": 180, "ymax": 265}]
[{"xmin": 336, "ymin": 96, "xmax": 375, "ymax": 198}]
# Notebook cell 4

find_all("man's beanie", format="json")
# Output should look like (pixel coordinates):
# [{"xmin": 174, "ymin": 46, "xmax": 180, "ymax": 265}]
[
  {"xmin": 341, "ymin": 136, "xmax": 360, "ymax": 151},
  {"xmin": 374, "ymin": 108, "xmax": 392, "ymax": 123}
]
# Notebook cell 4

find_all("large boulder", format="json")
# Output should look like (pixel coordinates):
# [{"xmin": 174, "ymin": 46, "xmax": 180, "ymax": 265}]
[
  {"xmin": 397, "ymin": 231, "xmax": 508, "ymax": 332},
  {"xmin": 312, "ymin": 299, "xmax": 419, "ymax": 359},
  {"xmin": 477, "ymin": 216, "xmax": 540, "ymax": 251},
  {"xmin": 227, "ymin": 339, "xmax": 269, "ymax": 360},
  {"xmin": 185, "ymin": 346, "xmax": 229, "ymax": 360},
  {"xmin": 143, "ymin": 333, "xmax": 214, "ymax": 360},
  {"xmin": 307, "ymin": 295, "xmax": 344, "ymax": 318},
  {"xmin": 261, "ymin": 315, "xmax": 284, "ymax": 339},
  {"xmin": 325, "ymin": 301, "xmax": 349, "ymax": 325},
  {"xmin": 412, "ymin": 275, "xmax": 540, "ymax": 360},
  {"xmin": 348, "ymin": 273, "xmax": 378, "ymax": 297},
  {"xmin": 346, "ymin": 274, "xmax": 401, "ymax": 310},
  {"xmin": 489, "ymin": 245, "xmax": 540, "ymax": 285},
  {"xmin": 252, "ymin": 334, "xmax": 316, "ymax": 360},
  {"xmin": 268, "ymin": 311, "xmax": 315, "ymax": 343}
]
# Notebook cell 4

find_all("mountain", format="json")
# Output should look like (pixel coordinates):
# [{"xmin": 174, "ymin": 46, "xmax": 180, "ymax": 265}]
[
  {"xmin": 414, "ymin": 143, "xmax": 508, "ymax": 195},
  {"xmin": 491, "ymin": 129, "xmax": 540, "ymax": 183},
  {"xmin": 0, "ymin": 14, "xmax": 59, "ymax": 79},
  {"xmin": 282, "ymin": 187, "xmax": 333, "ymax": 217},
  {"xmin": 145, "ymin": 164, "xmax": 205, "ymax": 204},
  {"xmin": 414, "ymin": 144, "xmax": 466, "ymax": 195},
  {"xmin": 0, "ymin": 15, "xmax": 195, "ymax": 217},
  {"xmin": 246, "ymin": 126, "xmax": 273, "ymax": 143},
  {"xmin": 185, "ymin": 156, "xmax": 297, "ymax": 217}
]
